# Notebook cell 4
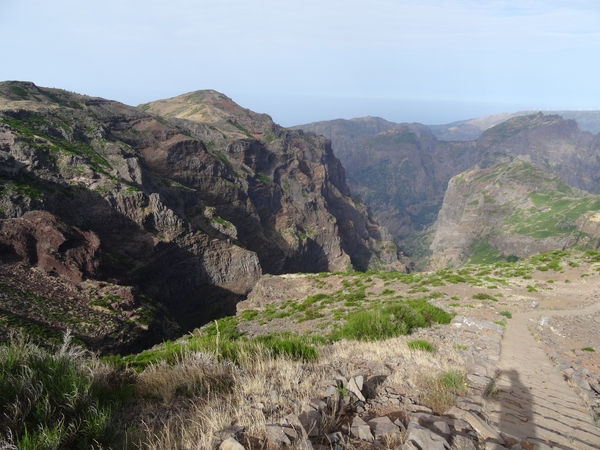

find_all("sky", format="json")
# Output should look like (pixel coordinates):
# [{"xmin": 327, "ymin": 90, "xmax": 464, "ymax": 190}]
[{"xmin": 1, "ymin": 0, "xmax": 599, "ymax": 126}]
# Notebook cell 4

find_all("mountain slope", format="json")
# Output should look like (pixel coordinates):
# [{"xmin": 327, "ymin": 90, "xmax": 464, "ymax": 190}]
[
  {"xmin": 0, "ymin": 81, "xmax": 402, "ymax": 352},
  {"xmin": 430, "ymin": 157, "xmax": 600, "ymax": 268},
  {"xmin": 294, "ymin": 113, "xmax": 600, "ymax": 265},
  {"xmin": 142, "ymin": 90, "xmax": 403, "ymax": 272}
]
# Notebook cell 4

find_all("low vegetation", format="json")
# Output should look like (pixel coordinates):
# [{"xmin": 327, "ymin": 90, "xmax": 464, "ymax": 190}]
[
  {"xmin": 0, "ymin": 332, "xmax": 131, "ymax": 449},
  {"xmin": 407, "ymin": 339, "xmax": 436, "ymax": 352},
  {"xmin": 417, "ymin": 369, "xmax": 468, "ymax": 413},
  {"xmin": 2, "ymin": 248, "xmax": 599, "ymax": 448}
]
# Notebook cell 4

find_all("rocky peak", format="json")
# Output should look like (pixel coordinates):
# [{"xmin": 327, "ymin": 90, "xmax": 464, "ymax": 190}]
[{"xmin": 140, "ymin": 89, "xmax": 275, "ymax": 140}]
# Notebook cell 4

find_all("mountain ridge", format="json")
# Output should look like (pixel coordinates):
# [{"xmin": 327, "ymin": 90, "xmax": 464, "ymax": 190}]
[{"xmin": 0, "ymin": 81, "xmax": 403, "ymax": 353}]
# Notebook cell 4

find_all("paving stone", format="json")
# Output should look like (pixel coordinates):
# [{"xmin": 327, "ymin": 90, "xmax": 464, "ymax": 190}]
[
  {"xmin": 456, "ymin": 397, "xmax": 483, "ymax": 413},
  {"xmin": 463, "ymin": 411, "xmax": 504, "ymax": 444},
  {"xmin": 452, "ymin": 435, "xmax": 477, "ymax": 450},
  {"xmin": 431, "ymin": 421, "xmax": 451, "ymax": 440},
  {"xmin": 466, "ymin": 373, "xmax": 492, "ymax": 389}
]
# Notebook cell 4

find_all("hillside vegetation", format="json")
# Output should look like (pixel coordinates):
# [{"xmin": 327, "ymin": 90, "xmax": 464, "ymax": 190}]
[
  {"xmin": 3, "ymin": 249, "xmax": 599, "ymax": 448},
  {"xmin": 295, "ymin": 113, "xmax": 600, "ymax": 265}
]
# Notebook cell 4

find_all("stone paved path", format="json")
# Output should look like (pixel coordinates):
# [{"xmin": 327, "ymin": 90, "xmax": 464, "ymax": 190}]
[{"xmin": 486, "ymin": 302, "xmax": 600, "ymax": 449}]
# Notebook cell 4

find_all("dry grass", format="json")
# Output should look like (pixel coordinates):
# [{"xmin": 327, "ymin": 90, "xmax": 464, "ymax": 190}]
[{"xmin": 130, "ymin": 331, "xmax": 467, "ymax": 449}]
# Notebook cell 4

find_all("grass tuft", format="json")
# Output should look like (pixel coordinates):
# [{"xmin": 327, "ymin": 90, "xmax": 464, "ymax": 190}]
[
  {"xmin": 407, "ymin": 339, "xmax": 436, "ymax": 352},
  {"xmin": 417, "ymin": 369, "xmax": 467, "ymax": 413},
  {"xmin": 0, "ymin": 331, "xmax": 130, "ymax": 448}
]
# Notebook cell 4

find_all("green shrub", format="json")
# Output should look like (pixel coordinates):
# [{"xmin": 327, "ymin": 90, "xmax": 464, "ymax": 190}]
[
  {"xmin": 406, "ymin": 298, "xmax": 454, "ymax": 324},
  {"xmin": 472, "ymin": 293, "xmax": 497, "ymax": 301},
  {"xmin": 499, "ymin": 311, "xmax": 512, "ymax": 319},
  {"xmin": 330, "ymin": 304, "xmax": 412, "ymax": 341},
  {"xmin": 407, "ymin": 339, "xmax": 435, "ymax": 352},
  {"xmin": 254, "ymin": 333, "xmax": 324, "ymax": 361},
  {"xmin": 0, "ymin": 332, "xmax": 129, "ymax": 449},
  {"xmin": 582, "ymin": 347, "xmax": 595, "ymax": 352},
  {"xmin": 438, "ymin": 370, "xmax": 467, "ymax": 393}
]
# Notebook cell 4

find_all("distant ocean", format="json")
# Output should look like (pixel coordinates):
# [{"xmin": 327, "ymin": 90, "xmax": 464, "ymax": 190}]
[{"xmin": 230, "ymin": 92, "xmax": 544, "ymax": 127}]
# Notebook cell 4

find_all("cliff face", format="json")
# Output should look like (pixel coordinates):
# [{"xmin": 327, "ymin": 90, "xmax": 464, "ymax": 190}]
[
  {"xmin": 142, "ymin": 90, "xmax": 403, "ymax": 272},
  {"xmin": 0, "ymin": 82, "xmax": 402, "ymax": 351},
  {"xmin": 430, "ymin": 158, "xmax": 600, "ymax": 268},
  {"xmin": 295, "ymin": 114, "xmax": 600, "ymax": 267}
]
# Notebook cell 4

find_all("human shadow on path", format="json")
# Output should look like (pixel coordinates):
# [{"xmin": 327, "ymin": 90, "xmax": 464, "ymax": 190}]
[
  {"xmin": 493, "ymin": 369, "xmax": 573, "ymax": 449},
  {"xmin": 493, "ymin": 369, "xmax": 537, "ymax": 448}
]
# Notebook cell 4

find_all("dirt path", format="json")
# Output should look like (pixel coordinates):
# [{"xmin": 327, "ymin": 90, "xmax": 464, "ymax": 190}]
[{"xmin": 486, "ymin": 302, "xmax": 600, "ymax": 449}]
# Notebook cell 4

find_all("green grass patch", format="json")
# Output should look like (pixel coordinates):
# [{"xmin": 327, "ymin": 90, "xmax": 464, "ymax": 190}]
[
  {"xmin": 499, "ymin": 311, "xmax": 512, "ymax": 319},
  {"xmin": 407, "ymin": 339, "xmax": 435, "ymax": 352},
  {"xmin": 330, "ymin": 299, "xmax": 452, "ymax": 342},
  {"xmin": 0, "ymin": 333, "xmax": 130, "ymax": 448},
  {"xmin": 582, "ymin": 347, "xmax": 595, "ymax": 352},
  {"xmin": 472, "ymin": 293, "xmax": 497, "ymax": 301}
]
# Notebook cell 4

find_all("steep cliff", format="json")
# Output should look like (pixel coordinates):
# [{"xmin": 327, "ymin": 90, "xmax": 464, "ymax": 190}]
[
  {"xmin": 142, "ymin": 90, "xmax": 403, "ymax": 272},
  {"xmin": 430, "ymin": 158, "xmax": 600, "ymax": 268},
  {"xmin": 0, "ymin": 82, "xmax": 402, "ymax": 351},
  {"xmin": 294, "ymin": 113, "xmax": 600, "ymax": 267}
]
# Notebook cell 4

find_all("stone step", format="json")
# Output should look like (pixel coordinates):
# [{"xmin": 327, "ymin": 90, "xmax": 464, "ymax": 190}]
[{"xmin": 483, "ymin": 304, "xmax": 600, "ymax": 449}]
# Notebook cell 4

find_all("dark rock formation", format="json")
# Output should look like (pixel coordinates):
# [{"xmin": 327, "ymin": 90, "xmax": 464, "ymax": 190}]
[{"xmin": 0, "ymin": 81, "xmax": 402, "ymax": 351}]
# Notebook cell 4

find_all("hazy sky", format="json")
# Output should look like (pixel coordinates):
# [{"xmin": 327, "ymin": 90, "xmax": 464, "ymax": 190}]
[{"xmin": 1, "ymin": 0, "xmax": 599, "ymax": 126}]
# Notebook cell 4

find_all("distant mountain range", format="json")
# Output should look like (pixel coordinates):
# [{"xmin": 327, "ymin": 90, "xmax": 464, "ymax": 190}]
[
  {"xmin": 427, "ymin": 110, "xmax": 600, "ymax": 141},
  {"xmin": 294, "ymin": 111, "xmax": 600, "ymax": 268}
]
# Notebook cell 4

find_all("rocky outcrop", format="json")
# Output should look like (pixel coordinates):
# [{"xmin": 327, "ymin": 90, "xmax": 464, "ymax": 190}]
[
  {"xmin": 430, "ymin": 158, "xmax": 600, "ymax": 268},
  {"xmin": 212, "ymin": 315, "xmax": 508, "ymax": 450},
  {"xmin": 0, "ymin": 211, "xmax": 100, "ymax": 283},
  {"xmin": 0, "ymin": 81, "xmax": 402, "ymax": 349}
]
